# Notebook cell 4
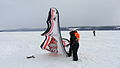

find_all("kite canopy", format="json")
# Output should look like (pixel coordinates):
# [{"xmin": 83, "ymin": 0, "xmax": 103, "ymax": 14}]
[{"xmin": 40, "ymin": 8, "xmax": 68, "ymax": 56}]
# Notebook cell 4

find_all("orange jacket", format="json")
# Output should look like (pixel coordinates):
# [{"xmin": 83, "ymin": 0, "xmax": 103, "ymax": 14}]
[{"xmin": 74, "ymin": 32, "xmax": 80, "ymax": 41}]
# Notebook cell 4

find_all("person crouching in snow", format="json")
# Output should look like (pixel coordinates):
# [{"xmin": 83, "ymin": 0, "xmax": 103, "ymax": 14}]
[{"xmin": 67, "ymin": 30, "xmax": 80, "ymax": 61}]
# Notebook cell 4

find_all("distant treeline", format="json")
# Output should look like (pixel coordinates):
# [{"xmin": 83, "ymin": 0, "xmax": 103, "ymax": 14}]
[
  {"xmin": 0, "ymin": 26, "xmax": 120, "ymax": 32},
  {"xmin": 67, "ymin": 26, "xmax": 120, "ymax": 31}
]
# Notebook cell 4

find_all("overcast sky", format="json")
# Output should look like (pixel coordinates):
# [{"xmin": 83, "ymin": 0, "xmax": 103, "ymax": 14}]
[{"xmin": 0, "ymin": 0, "xmax": 120, "ymax": 29}]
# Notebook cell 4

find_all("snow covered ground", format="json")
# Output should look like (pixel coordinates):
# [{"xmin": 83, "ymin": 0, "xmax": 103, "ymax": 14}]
[{"xmin": 0, "ymin": 31, "xmax": 120, "ymax": 68}]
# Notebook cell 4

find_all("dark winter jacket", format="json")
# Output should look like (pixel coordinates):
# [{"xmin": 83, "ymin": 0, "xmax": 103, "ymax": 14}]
[{"xmin": 69, "ymin": 31, "xmax": 79, "ymax": 46}]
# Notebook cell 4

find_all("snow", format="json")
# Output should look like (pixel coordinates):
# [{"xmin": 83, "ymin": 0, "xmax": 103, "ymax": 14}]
[{"xmin": 0, "ymin": 31, "xmax": 120, "ymax": 68}]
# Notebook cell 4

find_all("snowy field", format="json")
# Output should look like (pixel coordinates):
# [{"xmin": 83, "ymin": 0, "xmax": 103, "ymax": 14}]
[{"xmin": 0, "ymin": 31, "xmax": 120, "ymax": 68}]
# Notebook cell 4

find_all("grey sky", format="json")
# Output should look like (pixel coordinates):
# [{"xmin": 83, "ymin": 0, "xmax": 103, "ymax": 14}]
[{"xmin": 0, "ymin": 0, "xmax": 120, "ymax": 29}]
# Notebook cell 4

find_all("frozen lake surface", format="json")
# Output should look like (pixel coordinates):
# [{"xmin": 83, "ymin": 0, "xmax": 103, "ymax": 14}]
[{"xmin": 0, "ymin": 31, "xmax": 120, "ymax": 68}]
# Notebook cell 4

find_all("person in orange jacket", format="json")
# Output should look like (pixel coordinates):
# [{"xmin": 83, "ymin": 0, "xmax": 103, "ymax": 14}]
[
  {"xmin": 74, "ymin": 31, "xmax": 80, "ymax": 41},
  {"xmin": 67, "ymin": 30, "xmax": 80, "ymax": 61}
]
